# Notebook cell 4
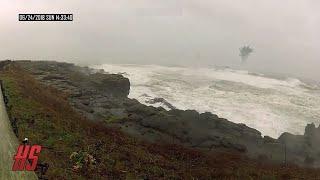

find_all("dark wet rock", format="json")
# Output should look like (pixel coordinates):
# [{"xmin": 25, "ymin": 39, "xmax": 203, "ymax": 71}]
[
  {"xmin": 42, "ymin": 74, "xmax": 66, "ymax": 80},
  {"xmin": 88, "ymin": 73, "xmax": 130, "ymax": 98},
  {"xmin": 263, "ymin": 136, "xmax": 276, "ymax": 143},
  {"xmin": 145, "ymin": 97, "xmax": 176, "ymax": 109}
]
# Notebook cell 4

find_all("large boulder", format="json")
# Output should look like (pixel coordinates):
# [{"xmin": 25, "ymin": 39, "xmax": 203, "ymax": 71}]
[{"xmin": 88, "ymin": 73, "xmax": 130, "ymax": 98}]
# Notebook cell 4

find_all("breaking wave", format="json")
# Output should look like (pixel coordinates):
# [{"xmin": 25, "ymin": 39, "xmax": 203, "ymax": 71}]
[{"xmin": 93, "ymin": 64, "xmax": 320, "ymax": 138}]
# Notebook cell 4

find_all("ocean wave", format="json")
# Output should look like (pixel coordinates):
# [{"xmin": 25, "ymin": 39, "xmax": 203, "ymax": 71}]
[{"xmin": 93, "ymin": 63, "xmax": 320, "ymax": 138}]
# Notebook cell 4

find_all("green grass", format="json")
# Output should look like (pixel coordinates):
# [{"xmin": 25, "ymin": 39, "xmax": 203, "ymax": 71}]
[{"xmin": 104, "ymin": 115, "xmax": 122, "ymax": 123}]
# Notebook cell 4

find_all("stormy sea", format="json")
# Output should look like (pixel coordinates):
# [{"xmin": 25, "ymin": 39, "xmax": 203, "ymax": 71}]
[{"xmin": 93, "ymin": 64, "xmax": 320, "ymax": 138}]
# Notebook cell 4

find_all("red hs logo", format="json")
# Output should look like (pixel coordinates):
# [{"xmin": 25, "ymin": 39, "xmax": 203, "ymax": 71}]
[{"xmin": 12, "ymin": 145, "xmax": 42, "ymax": 171}]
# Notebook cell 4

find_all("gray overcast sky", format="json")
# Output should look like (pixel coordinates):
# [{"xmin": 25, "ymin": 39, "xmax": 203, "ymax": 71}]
[{"xmin": 0, "ymin": 0, "xmax": 319, "ymax": 79}]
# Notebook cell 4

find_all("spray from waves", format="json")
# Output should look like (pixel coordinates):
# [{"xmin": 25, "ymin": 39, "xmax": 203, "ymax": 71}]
[{"xmin": 92, "ymin": 64, "xmax": 320, "ymax": 138}]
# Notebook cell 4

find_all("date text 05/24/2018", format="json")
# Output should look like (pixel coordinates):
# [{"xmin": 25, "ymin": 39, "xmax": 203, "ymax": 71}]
[{"xmin": 19, "ymin": 14, "xmax": 73, "ymax": 21}]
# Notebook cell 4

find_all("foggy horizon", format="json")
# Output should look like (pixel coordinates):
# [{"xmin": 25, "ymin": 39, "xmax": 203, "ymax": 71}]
[{"xmin": 0, "ymin": 0, "xmax": 319, "ymax": 80}]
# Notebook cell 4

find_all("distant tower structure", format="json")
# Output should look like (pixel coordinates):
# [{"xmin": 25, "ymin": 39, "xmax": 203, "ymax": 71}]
[{"xmin": 239, "ymin": 45, "xmax": 254, "ymax": 63}]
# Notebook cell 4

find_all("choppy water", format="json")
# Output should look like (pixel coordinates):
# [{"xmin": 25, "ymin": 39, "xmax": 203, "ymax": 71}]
[{"xmin": 93, "ymin": 64, "xmax": 320, "ymax": 138}]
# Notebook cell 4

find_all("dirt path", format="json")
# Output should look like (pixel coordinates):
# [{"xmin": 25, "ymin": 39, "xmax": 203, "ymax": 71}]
[{"xmin": 0, "ymin": 85, "xmax": 38, "ymax": 179}]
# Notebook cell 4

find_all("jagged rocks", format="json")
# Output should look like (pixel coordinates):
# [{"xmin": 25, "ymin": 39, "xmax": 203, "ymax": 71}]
[{"xmin": 145, "ymin": 97, "xmax": 176, "ymax": 110}]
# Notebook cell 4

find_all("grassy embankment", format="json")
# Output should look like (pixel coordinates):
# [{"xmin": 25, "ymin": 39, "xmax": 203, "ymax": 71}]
[{"xmin": 1, "ymin": 63, "xmax": 320, "ymax": 179}]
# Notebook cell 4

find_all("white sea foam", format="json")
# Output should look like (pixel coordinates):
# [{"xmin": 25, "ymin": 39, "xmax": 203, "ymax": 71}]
[{"xmin": 92, "ymin": 64, "xmax": 320, "ymax": 138}]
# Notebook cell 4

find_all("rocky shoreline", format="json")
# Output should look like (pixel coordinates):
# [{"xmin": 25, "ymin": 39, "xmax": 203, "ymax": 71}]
[{"xmin": 11, "ymin": 60, "xmax": 320, "ymax": 167}]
